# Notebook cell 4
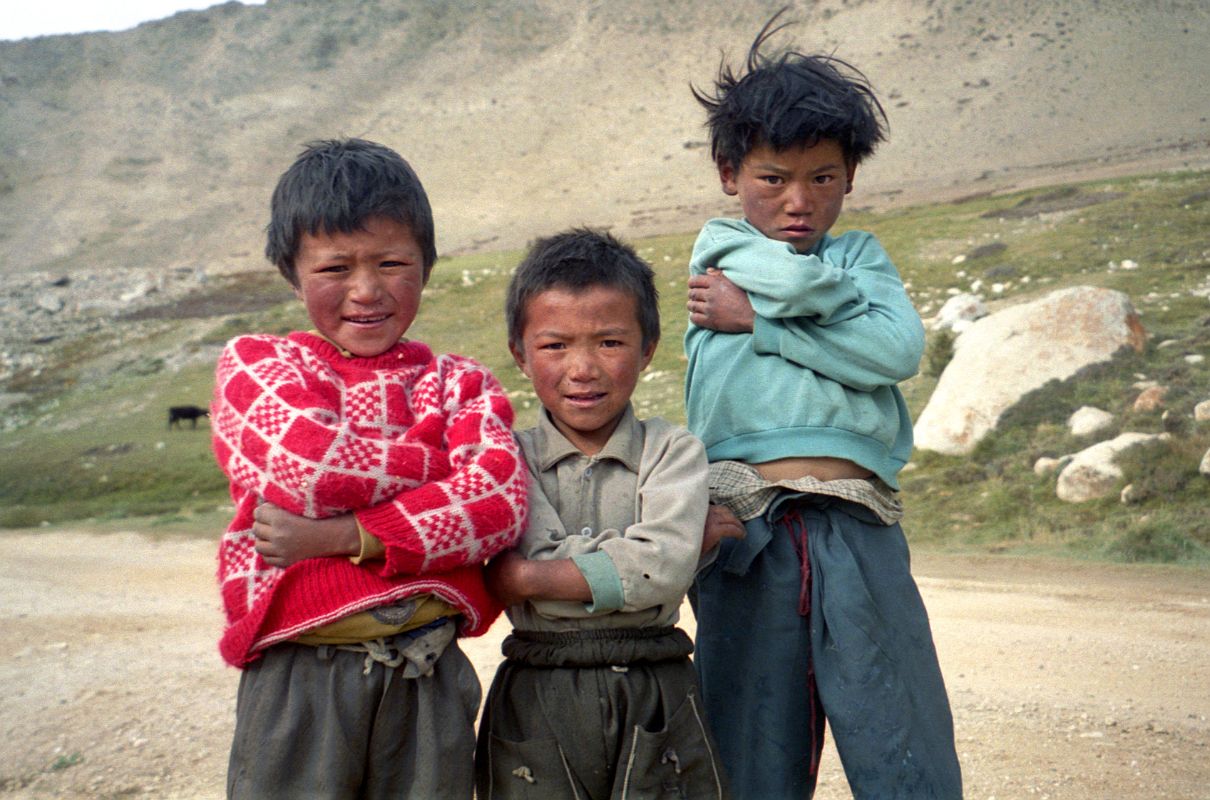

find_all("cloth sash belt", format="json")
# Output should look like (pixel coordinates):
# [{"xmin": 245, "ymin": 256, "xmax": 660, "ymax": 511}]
[{"xmin": 502, "ymin": 625, "xmax": 693, "ymax": 668}]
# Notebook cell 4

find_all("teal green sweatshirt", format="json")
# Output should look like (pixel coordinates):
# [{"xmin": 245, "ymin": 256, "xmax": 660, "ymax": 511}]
[{"xmin": 683, "ymin": 218, "xmax": 924, "ymax": 489}]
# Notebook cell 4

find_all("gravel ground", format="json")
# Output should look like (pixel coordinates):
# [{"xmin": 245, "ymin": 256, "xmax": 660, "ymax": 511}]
[{"xmin": 1, "ymin": 530, "xmax": 1207, "ymax": 799}]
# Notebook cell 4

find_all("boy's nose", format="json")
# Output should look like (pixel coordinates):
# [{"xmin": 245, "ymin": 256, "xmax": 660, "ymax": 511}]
[
  {"xmin": 348, "ymin": 267, "xmax": 383, "ymax": 301},
  {"xmin": 566, "ymin": 350, "xmax": 600, "ymax": 381},
  {"xmin": 784, "ymin": 183, "xmax": 812, "ymax": 214}
]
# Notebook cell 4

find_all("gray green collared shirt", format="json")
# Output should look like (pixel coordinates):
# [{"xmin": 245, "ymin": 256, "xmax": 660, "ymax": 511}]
[{"xmin": 506, "ymin": 405, "xmax": 710, "ymax": 633}]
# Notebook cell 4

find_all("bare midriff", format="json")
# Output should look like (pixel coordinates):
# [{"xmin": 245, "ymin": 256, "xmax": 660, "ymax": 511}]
[{"xmin": 751, "ymin": 456, "xmax": 873, "ymax": 483}]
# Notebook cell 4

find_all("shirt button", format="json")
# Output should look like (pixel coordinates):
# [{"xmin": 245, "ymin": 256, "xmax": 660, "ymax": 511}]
[{"xmin": 581, "ymin": 527, "xmax": 592, "ymax": 536}]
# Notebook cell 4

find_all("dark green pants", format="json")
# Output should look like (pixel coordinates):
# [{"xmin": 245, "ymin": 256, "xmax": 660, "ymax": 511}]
[
  {"xmin": 475, "ymin": 627, "xmax": 728, "ymax": 800},
  {"xmin": 227, "ymin": 622, "xmax": 480, "ymax": 799}
]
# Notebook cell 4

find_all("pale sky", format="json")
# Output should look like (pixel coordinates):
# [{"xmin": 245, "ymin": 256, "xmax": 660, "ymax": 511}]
[{"xmin": 1, "ymin": 0, "xmax": 267, "ymax": 41}]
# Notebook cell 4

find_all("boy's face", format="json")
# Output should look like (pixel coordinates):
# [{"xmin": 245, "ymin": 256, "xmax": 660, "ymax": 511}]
[
  {"xmin": 719, "ymin": 138, "xmax": 856, "ymax": 254},
  {"xmin": 510, "ymin": 285, "xmax": 655, "ymax": 456},
  {"xmin": 292, "ymin": 216, "xmax": 428, "ymax": 357}
]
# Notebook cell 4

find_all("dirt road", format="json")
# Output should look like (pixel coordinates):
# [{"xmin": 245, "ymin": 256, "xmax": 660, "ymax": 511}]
[{"xmin": 1, "ymin": 530, "xmax": 1207, "ymax": 799}]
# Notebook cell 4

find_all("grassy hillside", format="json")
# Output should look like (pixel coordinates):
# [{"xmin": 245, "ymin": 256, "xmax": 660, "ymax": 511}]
[{"xmin": 1, "ymin": 168, "xmax": 1207, "ymax": 562}]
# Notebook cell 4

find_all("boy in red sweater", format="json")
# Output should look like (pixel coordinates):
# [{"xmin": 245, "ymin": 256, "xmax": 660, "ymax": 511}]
[{"xmin": 210, "ymin": 138, "xmax": 527, "ymax": 799}]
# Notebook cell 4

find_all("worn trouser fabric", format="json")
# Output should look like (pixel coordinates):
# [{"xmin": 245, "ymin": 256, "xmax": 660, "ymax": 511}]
[
  {"xmin": 475, "ymin": 626, "xmax": 728, "ymax": 800},
  {"xmin": 227, "ymin": 620, "xmax": 480, "ymax": 800},
  {"xmin": 691, "ymin": 493, "xmax": 962, "ymax": 800}
]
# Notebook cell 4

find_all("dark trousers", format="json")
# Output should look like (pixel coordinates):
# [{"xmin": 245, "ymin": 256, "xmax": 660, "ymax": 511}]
[
  {"xmin": 475, "ymin": 627, "xmax": 728, "ymax": 800},
  {"xmin": 691, "ymin": 494, "xmax": 963, "ymax": 799},
  {"xmin": 227, "ymin": 626, "xmax": 480, "ymax": 800}
]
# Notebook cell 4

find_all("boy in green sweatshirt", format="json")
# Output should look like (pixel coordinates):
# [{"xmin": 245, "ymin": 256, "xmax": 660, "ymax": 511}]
[{"xmin": 684, "ymin": 14, "xmax": 962, "ymax": 799}]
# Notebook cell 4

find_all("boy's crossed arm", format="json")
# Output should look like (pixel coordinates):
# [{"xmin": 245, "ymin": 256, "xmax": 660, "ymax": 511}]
[
  {"xmin": 213, "ymin": 338, "xmax": 453, "ymax": 517},
  {"xmin": 688, "ymin": 227, "xmax": 924, "ymax": 389},
  {"xmin": 215, "ymin": 342, "xmax": 527, "ymax": 574},
  {"xmin": 488, "ymin": 430, "xmax": 713, "ymax": 615}
]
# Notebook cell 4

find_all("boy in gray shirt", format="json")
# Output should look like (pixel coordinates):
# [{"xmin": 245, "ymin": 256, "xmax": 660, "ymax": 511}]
[{"xmin": 475, "ymin": 229, "xmax": 728, "ymax": 799}]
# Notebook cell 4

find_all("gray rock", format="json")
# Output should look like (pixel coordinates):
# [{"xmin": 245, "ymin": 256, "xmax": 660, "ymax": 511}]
[
  {"xmin": 1056, "ymin": 432, "xmax": 1164, "ymax": 503},
  {"xmin": 1068, "ymin": 406, "xmax": 1115, "ymax": 438},
  {"xmin": 931, "ymin": 292, "xmax": 988, "ymax": 332},
  {"xmin": 36, "ymin": 293, "xmax": 64, "ymax": 314},
  {"xmin": 1132, "ymin": 385, "xmax": 1168, "ymax": 412},
  {"xmin": 915, "ymin": 286, "xmax": 1147, "ymax": 455}
]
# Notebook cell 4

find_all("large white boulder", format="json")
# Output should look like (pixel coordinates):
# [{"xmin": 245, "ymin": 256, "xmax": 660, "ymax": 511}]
[
  {"xmin": 914, "ymin": 286, "xmax": 1146, "ymax": 455},
  {"xmin": 1056, "ymin": 432, "xmax": 1165, "ymax": 503}
]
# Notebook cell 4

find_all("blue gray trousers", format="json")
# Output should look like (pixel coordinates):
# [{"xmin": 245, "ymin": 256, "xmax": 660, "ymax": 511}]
[{"xmin": 690, "ymin": 493, "xmax": 962, "ymax": 799}]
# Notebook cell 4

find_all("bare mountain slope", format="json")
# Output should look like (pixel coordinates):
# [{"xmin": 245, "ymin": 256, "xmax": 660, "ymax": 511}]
[{"xmin": 1, "ymin": 0, "xmax": 1208, "ymax": 278}]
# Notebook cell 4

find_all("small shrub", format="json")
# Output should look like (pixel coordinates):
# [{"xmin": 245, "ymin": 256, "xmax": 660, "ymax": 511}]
[
  {"xmin": 0, "ymin": 506, "xmax": 45, "ymax": 529},
  {"xmin": 48, "ymin": 752, "xmax": 82, "ymax": 772},
  {"xmin": 924, "ymin": 329, "xmax": 955, "ymax": 378},
  {"xmin": 1106, "ymin": 519, "xmax": 1209, "ymax": 563}
]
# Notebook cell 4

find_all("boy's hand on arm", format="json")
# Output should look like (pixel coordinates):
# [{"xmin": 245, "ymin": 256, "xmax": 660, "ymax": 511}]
[
  {"xmin": 701, "ymin": 504, "xmax": 746, "ymax": 555},
  {"xmin": 688, "ymin": 268, "xmax": 755, "ymax": 333},
  {"xmin": 485, "ymin": 550, "xmax": 592, "ymax": 608},
  {"xmin": 252, "ymin": 503, "xmax": 361, "ymax": 568}
]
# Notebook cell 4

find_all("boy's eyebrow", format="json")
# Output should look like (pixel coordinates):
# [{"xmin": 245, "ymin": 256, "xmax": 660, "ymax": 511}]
[
  {"xmin": 750, "ymin": 159, "xmax": 846, "ymax": 175},
  {"xmin": 530, "ymin": 324, "xmax": 636, "ymax": 338}
]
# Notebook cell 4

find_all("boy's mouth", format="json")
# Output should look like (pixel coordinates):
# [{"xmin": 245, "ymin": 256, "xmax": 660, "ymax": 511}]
[
  {"xmin": 344, "ymin": 313, "xmax": 390, "ymax": 325},
  {"xmin": 565, "ymin": 391, "xmax": 606, "ymax": 407}
]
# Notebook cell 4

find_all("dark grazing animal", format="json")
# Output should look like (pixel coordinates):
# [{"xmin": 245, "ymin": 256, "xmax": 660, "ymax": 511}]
[{"xmin": 168, "ymin": 405, "xmax": 210, "ymax": 429}]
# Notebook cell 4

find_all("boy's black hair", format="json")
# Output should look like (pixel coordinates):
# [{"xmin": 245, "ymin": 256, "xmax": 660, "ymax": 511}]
[
  {"xmin": 505, "ymin": 228, "xmax": 660, "ymax": 350},
  {"xmin": 265, "ymin": 138, "xmax": 437, "ymax": 285},
  {"xmin": 693, "ymin": 9, "xmax": 887, "ymax": 170}
]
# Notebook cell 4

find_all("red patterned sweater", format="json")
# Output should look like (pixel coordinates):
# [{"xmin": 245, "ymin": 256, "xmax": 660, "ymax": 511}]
[{"xmin": 211, "ymin": 332, "xmax": 527, "ymax": 668}]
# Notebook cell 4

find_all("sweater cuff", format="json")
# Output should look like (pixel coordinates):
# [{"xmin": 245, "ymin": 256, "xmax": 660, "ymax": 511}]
[
  {"xmin": 350, "ymin": 519, "xmax": 385, "ymax": 564},
  {"xmin": 750, "ymin": 315, "xmax": 780, "ymax": 355},
  {"xmin": 571, "ymin": 551, "xmax": 624, "ymax": 613}
]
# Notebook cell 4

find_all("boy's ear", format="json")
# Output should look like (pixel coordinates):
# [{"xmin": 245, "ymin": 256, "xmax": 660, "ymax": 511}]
[
  {"xmin": 845, "ymin": 163, "xmax": 858, "ymax": 195},
  {"xmin": 508, "ymin": 340, "xmax": 531, "ymax": 378},
  {"xmin": 717, "ymin": 159, "xmax": 740, "ymax": 196},
  {"xmin": 640, "ymin": 339, "xmax": 657, "ymax": 371}
]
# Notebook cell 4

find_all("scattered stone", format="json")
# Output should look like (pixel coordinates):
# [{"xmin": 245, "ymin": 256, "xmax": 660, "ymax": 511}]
[
  {"xmin": 1201, "ymin": 448, "xmax": 1210, "ymax": 477},
  {"xmin": 931, "ymin": 292, "xmax": 988, "ymax": 331},
  {"xmin": 1068, "ymin": 406, "xmax": 1115, "ymax": 437},
  {"xmin": 36, "ymin": 293, "xmax": 65, "ymax": 313},
  {"xmin": 1120, "ymin": 483, "xmax": 1147, "ymax": 504},
  {"xmin": 1056, "ymin": 432, "xmax": 1165, "ymax": 503},
  {"xmin": 1132, "ymin": 385, "xmax": 1168, "ymax": 412},
  {"xmin": 1195, "ymin": 400, "xmax": 1210, "ymax": 422},
  {"xmin": 915, "ymin": 287, "xmax": 1147, "ymax": 455},
  {"xmin": 1186, "ymin": 354, "xmax": 1205, "ymax": 365},
  {"xmin": 1034, "ymin": 456, "xmax": 1064, "ymax": 476}
]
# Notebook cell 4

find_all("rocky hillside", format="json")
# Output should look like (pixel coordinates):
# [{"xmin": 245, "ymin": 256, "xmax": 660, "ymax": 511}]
[{"xmin": 2, "ymin": 0, "xmax": 1208, "ymax": 278}]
